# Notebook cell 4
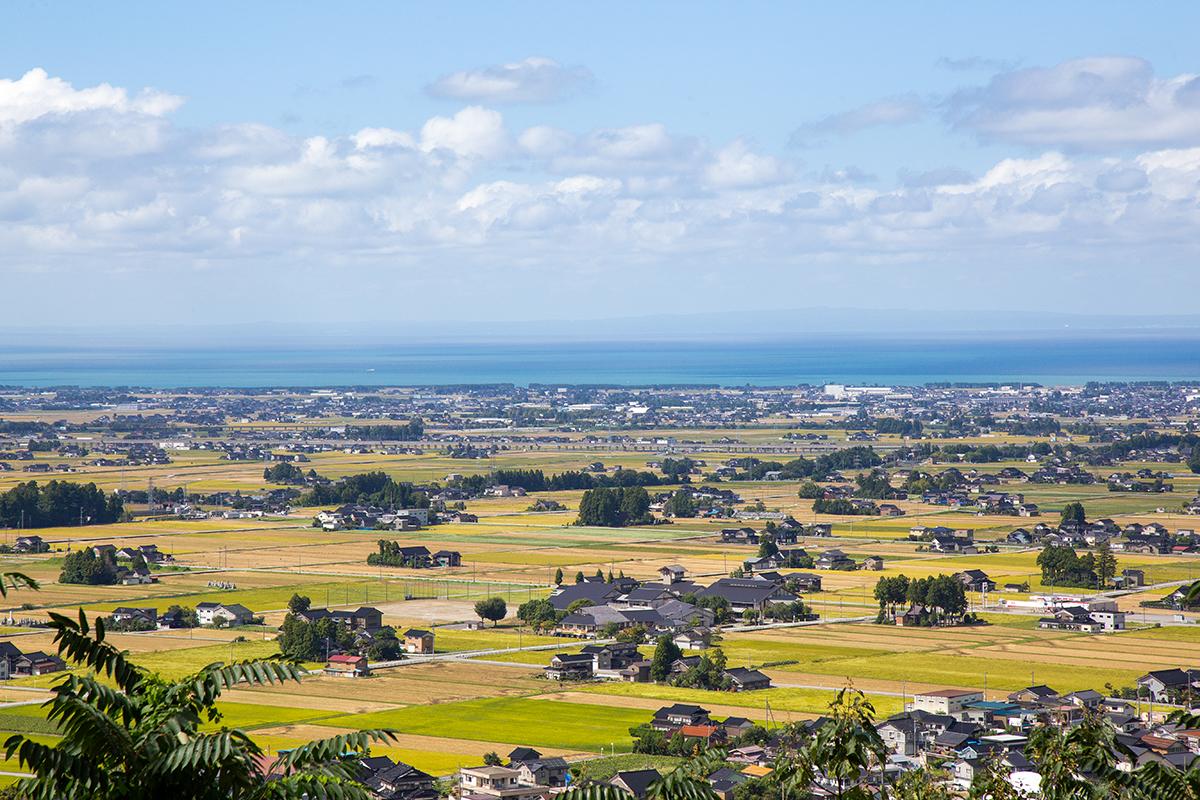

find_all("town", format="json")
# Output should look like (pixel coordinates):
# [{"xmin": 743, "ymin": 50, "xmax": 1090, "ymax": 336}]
[{"xmin": 0, "ymin": 381, "xmax": 1198, "ymax": 798}]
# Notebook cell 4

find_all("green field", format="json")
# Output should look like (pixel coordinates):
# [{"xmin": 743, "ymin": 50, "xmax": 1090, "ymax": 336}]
[{"xmin": 325, "ymin": 697, "xmax": 651, "ymax": 751}]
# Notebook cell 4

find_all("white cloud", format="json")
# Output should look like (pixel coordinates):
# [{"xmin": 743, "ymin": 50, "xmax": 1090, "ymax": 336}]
[
  {"xmin": 0, "ymin": 67, "xmax": 181, "ymax": 124},
  {"xmin": 791, "ymin": 94, "xmax": 924, "ymax": 146},
  {"xmin": 517, "ymin": 125, "xmax": 574, "ymax": 157},
  {"xmin": 420, "ymin": 106, "xmax": 508, "ymax": 159},
  {"xmin": 2, "ymin": 66, "xmax": 1200, "ymax": 316},
  {"xmin": 426, "ymin": 57, "xmax": 593, "ymax": 104},
  {"xmin": 353, "ymin": 127, "xmax": 416, "ymax": 151},
  {"xmin": 705, "ymin": 140, "xmax": 786, "ymax": 188},
  {"xmin": 947, "ymin": 56, "xmax": 1200, "ymax": 150}
]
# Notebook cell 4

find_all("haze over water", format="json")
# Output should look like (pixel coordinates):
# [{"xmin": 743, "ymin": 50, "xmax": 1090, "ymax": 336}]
[{"xmin": 1, "ymin": 335, "xmax": 1197, "ymax": 388}]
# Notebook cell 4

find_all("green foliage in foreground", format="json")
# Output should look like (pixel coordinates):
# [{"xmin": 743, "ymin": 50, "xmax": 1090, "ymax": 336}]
[{"xmin": 3, "ymin": 610, "xmax": 396, "ymax": 800}]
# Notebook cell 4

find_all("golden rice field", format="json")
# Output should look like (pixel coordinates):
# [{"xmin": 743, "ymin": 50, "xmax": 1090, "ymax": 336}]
[{"xmin": 1, "ymin": 434, "xmax": 1198, "ymax": 776}]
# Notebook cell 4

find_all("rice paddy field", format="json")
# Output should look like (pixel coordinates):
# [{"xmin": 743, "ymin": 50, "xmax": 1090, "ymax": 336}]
[{"xmin": 1, "ymin": 431, "xmax": 1199, "ymax": 777}]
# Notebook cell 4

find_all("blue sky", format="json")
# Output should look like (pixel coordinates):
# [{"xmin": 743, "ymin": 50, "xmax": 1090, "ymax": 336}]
[{"xmin": 3, "ymin": 2, "xmax": 1200, "ymax": 327}]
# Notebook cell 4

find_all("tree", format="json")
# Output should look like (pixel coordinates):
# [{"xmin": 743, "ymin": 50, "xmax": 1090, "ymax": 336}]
[
  {"xmin": 1060, "ymin": 501, "xmax": 1087, "ymax": 526},
  {"xmin": 4, "ymin": 610, "xmax": 395, "ymax": 800},
  {"xmin": 666, "ymin": 491, "xmax": 697, "ymax": 518},
  {"xmin": 617, "ymin": 486, "xmax": 651, "ymax": 525},
  {"xmin": 575, "ymin": 571, "xmax": 585, "ymax": 584},
  {"xmin": 482, "ymin": 752, "xmax": 502, "ymax": 766},
  {"xmin": 474, "ymin": 597, "xmax": 507, "ymax": 627},
  {"xmin": 757, "ymin": 533, "xmax": 779, "ymax": 559},
  {"xmin": 1025, "ymin": 711, "xmax": 1120, "ymax": 800},
  {"xmin": 1189, "ymin": 445, "xmax": 1200, "ymax": 475},
  {"xmin": 806, "ymin": 688, "xmax": 885, "ymax": 800},
  {"xmin": 0, "ymin": 480, "xmax": 123, "ymax": 529},
  {"xmin": 576, "ymin": 488, "xmax": 621, "ymax": 527},
  {"xmin": 873, "ymin": 575, "xmax": 910, "ymax": 618},
  {"xmin": 576, "ymin": 486, "xmax": 652, "ymax": 527},
  {"xmin": 892, "ymin": 767, "xmax": 955, "ymax": 800},
  {"xmin": 1038, "ymin": 544, "xmax": 1098, "ymax": 589},
  {"xmin": 165, "ymin": 604, "xmax": 199, "ymax": 628},
  {"xmin": 287, "ymin": 593, "xmax": 311, "ymax": 613},
  {"xmin": 649, "ymin": 635, "xmax": 682, "ymax": 682},
  {"xmin": 59, "ymin": 549, "xmax": 119, "ymax": 586},
  {"xmin": 517, "ymin": 598, "xmax": 558, "ymax": 630},
  {"xmin": 797, "ymin": 481, "xmax": 824, "ymax": 499},
  {"xmin": 616, "ymin": 624, "xmax": 647, "ymax": 644},
  {"xmin": 554, "ymin": 568, "xmax": 564, "ymax": 585},
  {"xmin": 263, "ymin": 462, "xmax": 305, "ymax": 484},
  {"xmin": 968, "ymin": 756, "xmax": 1023, "ymax": 800},
  {"xmin": 1096, "ymin": 540, "xmax": 1118, "ymax": 587}
]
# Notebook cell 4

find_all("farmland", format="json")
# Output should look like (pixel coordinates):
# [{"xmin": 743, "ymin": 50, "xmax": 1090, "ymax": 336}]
[{"xmin": 1, "ymin": 382, "xmax": 1199, "ymax": 777}]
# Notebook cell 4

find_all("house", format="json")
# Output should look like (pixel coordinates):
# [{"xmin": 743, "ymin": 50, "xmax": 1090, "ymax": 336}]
[
  {"xmin": 651, "ymin": 703, "xmax": 711, "ymax": 731},
  {"xmin": 815, "ymin": 549, "xmax": 856, "ymax": 570},
  {"xmin": 679, "ymin": 724, "xmax": 726, "ymax": 746},
  {"xmin": 13, "ymin": 535, "xmax": 48, "ymax": 553},
  {"xmin": 394, "ymin": 546, "xmax": 433, "ymax": 568},
  {"xmin": 1038, "ymin": 606, "xmax": 1126, "ymax": 633},
  {"xmin": 545, "ymin": 652, "xmax": 595, "ymax": 681},
  {"xmin": 725, "ymin": 667, "xmax": 772, "ymax": 691},
  {"xmin": 878, "ymin": 504, "xmax": 904, "ymax": 517},
  {"xmin": 1116, "ymin": 568, "xmax": 1146, "ymax": 589},
  {"xmin": 1137, "ymin": 669, "xmax": 1200, "ymax": 703},
  {"xmin": 507, "ymin": 748, "xmax": 541, "ymax": 763},
  {"xmin": 564, "ymin": 643, "xmax": 637, "ymax": 677},
  {"xmin": 0, "ymin": 642, "xmax": 20, "ymax": 679},
  {"xmin": 353, "ymin": 756, "xmax": 437, "ymax": 800},
  {"xmin": 673, "ymin": 629, "xmax": 711, "ymax": 651},
  {"xmin": 403, "ymin": 629, "xmax": 435, "ymax": 654},
  {"xmin": 296, "ymin": 606, "xmax": 384, "ymax": 632},
  {"xmin": 861, "ymin": 556, "xmax": 884, "ymax": 571},
  {"xmin": 325, "ymin": 653, "xmax": 370, "ymax": 677},
  {"xmin": 706, "ymin": 766, "xmax": 748, "ymax": 799},
  {"xmin": 609, "ymin": 769, "xmax": 660, "ymax": 800},
  {"xmin": 720, "ymin": 528, "xmax": 760, "ymax": 545},
  {"xmin": 548, "ymin": 581, "xmax": 622, "ymax": 611},
  {"xmin": 1063, "ymin": 689, "xmax": 1104, "ymax": 709},
  {"xmin": 512, "ymin": 756, "xmax": 569, "ymax": 788},
  {"xmin": 784, "ymin": 573, "xmax": 822, "ymax": 592},
  {"xmin": 698, "ymin": 578, "xmax": 799, "ymax": 613},
  {"xmin": 11, "ymin": 651, "xmax": 65, "ymax": 676},
  {"xmin": 721, "ymin": 717, "xmax": 758, "ymax": 739},
  {"xmin": 1007, "ymin": 528, "xmax": 1034, "ymax": 546},
  {"xmin": 432, "ymin": 550, "xmax": 462, "ymax": 567},
  {"xmin": 911, "ymin": 689, "xmax": 985, "ymax": 716},
  {"xmin": 955, "ymin": 570, "xmax": 997, "ymax": 592},
  {"xmin": 118, "ymin": 566, "xmax": 157, "ymax": 585},
  {"xmin": 157, "ymin": 608, "xmax": 190, "ymax": 629},
  {"xmin": 196, "ymin": 602, "xmax": 254, "ymax": 626},
  {"xmin": 659, "ymin": 565, "xmax": 687, "ymax": 584},
  {"xmin": 1007, "ymin": 685, "xmax": 1059, "ymax": 704},
  {"xmin": 110, "ymin": 607, "xmax": 158, "ymax": 626},
  {"xmin": 457, "ymin": 766, "xmax": 544, "ymax": 800}
]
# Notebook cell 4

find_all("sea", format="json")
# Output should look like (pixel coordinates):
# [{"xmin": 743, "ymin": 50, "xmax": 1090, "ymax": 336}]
[{"xmin": 0, "ymin": 334, "xmax": 1197, "ymax": 388}]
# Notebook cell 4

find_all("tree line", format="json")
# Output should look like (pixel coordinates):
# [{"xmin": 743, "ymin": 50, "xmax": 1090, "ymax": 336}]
[
  {"xmin": 0, "ymin": 480, "xmax": 124, "ymax": 529},
  {"xmin": 873, "ymin": 573, "xmax": 972, "ymax": 626},
  {"xmin": 345, "ymin": 418, "xmax": 424, "ymax": 441},
  {"xmin": 575, "ymin": 486, "xmax": 652, "ymax": 527},
  {"xmin": 296, "ymin": 471, "xmax": 429, "ymax": 508}
]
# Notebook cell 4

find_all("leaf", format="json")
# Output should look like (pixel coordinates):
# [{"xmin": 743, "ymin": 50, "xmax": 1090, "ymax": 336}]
[{"xmin": 0, "ymin": 571, "xmax": 38, "ymax": 597}]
